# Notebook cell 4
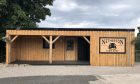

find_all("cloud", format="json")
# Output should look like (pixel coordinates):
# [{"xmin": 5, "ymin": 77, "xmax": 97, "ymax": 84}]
[
  {"xmin": 63, "ymin": 21, "xmax": 99, "ymax": 28},
  {"xmin": 38, "ymin": 0, "xmax": 140, "ymax": 35},
  {"xmin": 108, "ymin": 4, "xmax": 130, "ymax": 10},
  {"xmin": 50, "ymin": 0, "xmax": 89, "ymax": 12},
  {"xmin": 54, "ymin": 0, "xmax": 78, "ymax": 12}
]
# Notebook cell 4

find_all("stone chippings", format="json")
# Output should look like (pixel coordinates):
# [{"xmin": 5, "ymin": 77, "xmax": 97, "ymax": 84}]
[
  {"xmin": 0, "ymin": 63, "xmax": 140, "ymax": 84},
  {"xmin": 0, "ymin": 63, "xmax": 140, "ymax": 78}
]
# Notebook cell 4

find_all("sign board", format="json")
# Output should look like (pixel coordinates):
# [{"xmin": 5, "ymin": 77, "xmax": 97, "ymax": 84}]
[{"xmin": 99, "ymin": 37, "xmax": 126, "ymax": 54}]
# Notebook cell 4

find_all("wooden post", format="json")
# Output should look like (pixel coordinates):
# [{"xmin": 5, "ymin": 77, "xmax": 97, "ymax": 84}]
[
  {"xmin": 49, "ymin": 36, "xmax": 53, "ymax": 64},
  {"xmin": 6, "ymin": 35, "xmax": 11, "ymax": 64},
  {"xmin": 42, "ymin": 35, "xmax": 55, "ymax": 64}
]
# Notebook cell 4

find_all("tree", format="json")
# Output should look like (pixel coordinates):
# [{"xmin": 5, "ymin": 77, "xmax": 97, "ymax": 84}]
[
  {"xmin": 135, "ymin": 27, "xmax": 140, "ymax": 62},
  {"xmin": 0, "ymin": 0, "xmax": 54, "ymax": 36},
  {"xmin": 0, "ymin": 0, "xmax": 54, "ymax": 61},
  {"xmin": 136, "ymin": 27, "xmax": 140, "ymax": 50}
]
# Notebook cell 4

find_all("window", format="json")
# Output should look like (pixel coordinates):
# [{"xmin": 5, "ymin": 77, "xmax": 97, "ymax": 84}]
[
  {"xmin": 67, "ymin": 39, "xmax": 74, "ymax": 50},
  {"xmin": 43, "ymin": 39, "xmax": 55, "ymax": 49}
]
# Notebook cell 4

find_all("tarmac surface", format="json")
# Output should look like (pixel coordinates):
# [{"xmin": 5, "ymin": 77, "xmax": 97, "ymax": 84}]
[{"xmin": 0, "ymin": 75, "xmax": 104, "ymax": 84}]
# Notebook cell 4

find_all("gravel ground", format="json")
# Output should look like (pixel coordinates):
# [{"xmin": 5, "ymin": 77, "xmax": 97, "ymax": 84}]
[
  {"xmin": 99, "ymin": 74, "xmax": 140, "ymax": 84},
  {"xmin": 0, "ymin": 63, "xmax": 140, "ymax": 78},
  {"xmin": 0, "ymin": 63, "xmax": 140, "ymax": 84}
]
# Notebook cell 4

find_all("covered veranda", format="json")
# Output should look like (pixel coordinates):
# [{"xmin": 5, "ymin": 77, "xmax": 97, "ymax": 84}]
[{"xmin": 6, "ymin": 29, "xmax": 91, "ymax": 65}]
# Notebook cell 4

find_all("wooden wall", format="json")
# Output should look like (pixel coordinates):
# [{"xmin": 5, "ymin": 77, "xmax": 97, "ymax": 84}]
[
  {"xmin": 90, "ymin": 31, "xmax": 135, "ymax": 66},
  {"xmin": 11, "ymin": 36, "xmax": 65, "ymax": 61},
  {"xmin": 10, "ymin": 36, "xmax": 78, "ymax": 62},
  {"xmin": 10, "ymin": 36, "xmax": 17, "ymax": 62},
  {"xmin": 7, "ymin": 30, "xmax": 135, "ymax": 66}
]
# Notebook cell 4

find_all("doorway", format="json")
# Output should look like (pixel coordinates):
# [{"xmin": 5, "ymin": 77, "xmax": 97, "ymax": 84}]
[{"xmin": 78, "ymin": 37, "xmax": 90, "ymax": 62}]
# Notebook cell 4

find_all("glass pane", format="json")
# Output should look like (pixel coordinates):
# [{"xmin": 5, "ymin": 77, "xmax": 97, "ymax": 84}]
[{"xmin": 67, "ymin": 39, "xmax": 74, "ymax": 50}]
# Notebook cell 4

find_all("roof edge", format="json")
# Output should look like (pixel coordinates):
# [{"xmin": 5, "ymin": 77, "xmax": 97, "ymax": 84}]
[{"xmin": 8, "ymin": 28, "xmax": 135, "ymax": 31}]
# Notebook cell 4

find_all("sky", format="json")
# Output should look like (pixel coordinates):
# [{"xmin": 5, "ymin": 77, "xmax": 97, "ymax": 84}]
[{"xmin": 38, "ymin": 0, "xmax": 140, "ymax": 36}]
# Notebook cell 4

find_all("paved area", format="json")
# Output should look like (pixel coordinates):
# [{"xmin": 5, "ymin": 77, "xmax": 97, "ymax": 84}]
[
  {"xmin": 0, "ymin": 75, "xmax": 105, "ymax": 84},
  {"xmin": 0, "ymin": 62, "xmax": 140, "ymax": 84}
]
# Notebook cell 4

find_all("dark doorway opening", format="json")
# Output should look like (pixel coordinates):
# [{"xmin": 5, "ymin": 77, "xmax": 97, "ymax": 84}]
[{"xmin": 78, "ymin": 37, "xmax": 90, "ymax": 63}]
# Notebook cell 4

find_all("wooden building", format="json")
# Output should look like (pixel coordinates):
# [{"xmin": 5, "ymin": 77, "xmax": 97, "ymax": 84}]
[{"xmin": 6, "ymin": 28, "xmax": 135, "ymax": 66}]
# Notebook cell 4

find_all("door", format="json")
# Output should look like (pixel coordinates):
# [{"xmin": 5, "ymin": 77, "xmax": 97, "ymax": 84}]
[{"xmin": 65, "ymin": 37, "xmax": 77, "ymax": 61}]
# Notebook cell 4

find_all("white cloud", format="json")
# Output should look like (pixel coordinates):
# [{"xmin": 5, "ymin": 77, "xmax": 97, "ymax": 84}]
[
  {"xmin": 38, "ymin": 21, "xmax": 60, "ymax": 28},
  {"xmin": 54, "ymin": 0, "xmax": 78, "ymax": 12},
  {"xmin": 44, "ymin": 16, "xmax": 61, "ymax": 21},
  {"xmin": 38, "ymin": 21, "xmax": 99, "ymax": 28},
  {"xmin": 130, "ymin": 18, "xmax": 140, "ymax": 36},
  {"xmin": 109, "ymin": 4, "xmax": 131, "ymax": 10},
  {"xmin": 63, "ymin": 21, "xmax": 99, "ymax": 28},
  {"xmin": 135, "ymin": 18, "xmax": 140, "ymax": 26},
  {"xmin": 53, "ymin": 0, "xmax": 89, "ymax": 12},
  {"xmin": 39, "ymin": 0, "xmax": 140, "ymax": 36}
]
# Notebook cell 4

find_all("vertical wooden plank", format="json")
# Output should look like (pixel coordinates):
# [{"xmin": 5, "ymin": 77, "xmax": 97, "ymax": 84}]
[
  {"xmin": 27, "ymin": 36, "xmax": 30, "ymax": 61},
  {"xmin": 124, "ymin": 32, "xmax": 127, "ymax": 66},
  {"xmin": 90, "ymin": 35, "xmax": 92, "ymax": 65},
  {"xmin": 75, "ymin": 38, "xmax": 78, "ymax": 61},
  {"xmin": 129, "ymin": 32, "xmax": 134, "ymax": 66},
  {"xmin": 127, "ymin": 32, "xmax": 131, "ymax": 66},
  {"xmin": 16, "ymin": 36, "xmax": 20, "ymax": 61},
  {"xmin": 49, "ymin": 36, "xmax": 53, "ymax": 64},
  {"xmin": 63, "ymin": 37, "xmax": 65, "ymax": 61},
  {"xmin": 99, "ymin": 31, "xmax": 102, "ymax": 66},
  {"xmin": 92, "ymin": 31, "xmax": 99, "ymax": 66},
  {"xmin": 9, "ymin": 36, "xmax": 11, "ymax": 64},
  {"xmin": 96, "ymin": 31, "xmax": 100, "ymax": 66}
]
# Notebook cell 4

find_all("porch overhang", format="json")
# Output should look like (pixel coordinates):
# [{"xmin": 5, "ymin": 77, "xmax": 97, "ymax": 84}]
[
  {"xmin": 6, "ymin": 30, "xmax": 91, "ymax": 65},
  {"xmin": 6, "ymin": 30, "xmax": 91, "ymax": 36}
]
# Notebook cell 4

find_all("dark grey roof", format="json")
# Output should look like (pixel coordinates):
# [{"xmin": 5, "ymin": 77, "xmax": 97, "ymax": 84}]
[{"xmin": 19, "ymin": 27, "xmax": 135, "ymax": 31}]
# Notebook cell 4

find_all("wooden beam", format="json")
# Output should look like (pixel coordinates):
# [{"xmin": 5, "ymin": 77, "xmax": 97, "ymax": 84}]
[
  {"xmin": 52, "ymin": 36, "xmax": 60, "ymax": 44},
  {"xmin": 6, "ymin": 35, "xmax": 11, "ymax": 64},
  {"xmin": 49, "ymin": 36, "xmax": 53, "ymax": 64},
  {"xmin": 83, "ymin": 36, "xmax": 90, "ymax": 44},
  {"xmin": 42, "ymin": 36, "xmax": 50, "ymax": 43},
  {"xmin": 11, "ymin": 35, "xmax": 18, "ymax": 43}
]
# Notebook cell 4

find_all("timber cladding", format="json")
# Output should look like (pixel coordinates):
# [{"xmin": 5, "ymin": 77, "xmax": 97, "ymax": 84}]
[
  {"xmin": 6, "ymin": 28, "xmax": 135, "ymax": 66},
  {"xmin": 90, "ymin": 31, "xmax": 135, "ymax": 66}
]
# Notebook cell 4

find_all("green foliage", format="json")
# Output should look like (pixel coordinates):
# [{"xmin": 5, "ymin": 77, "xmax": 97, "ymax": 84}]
[
  {"xmin": 135, "ymin": 38, "xmax": 140, "ymax": 50},
  {"xmin": 136, "ymin": 27, "xmax": 140, "ymax": 50},
  {"xmin": 135, "ymin": 31, "xmax": 140, "ymax": 62},
  {"xmin": 0, "ymin": 0, "xmax": 54, "ymax": 38},
  {"xmin": 0, "ymin": 0, "xmax": 54, "ymax": 62},
  {"xmin": 0, "ymin": 0, "xmax": 54, "ymax": 30}
]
